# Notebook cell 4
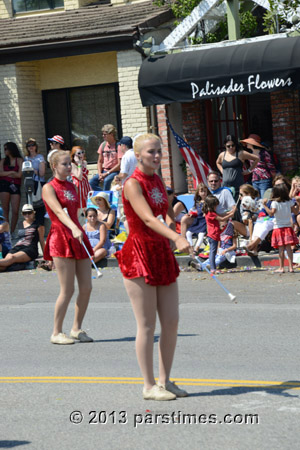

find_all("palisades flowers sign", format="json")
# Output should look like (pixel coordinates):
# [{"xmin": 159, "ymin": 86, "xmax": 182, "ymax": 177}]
[{"xmin": 191, "ymin": 73, "xmax": 293, "ymax": 99}]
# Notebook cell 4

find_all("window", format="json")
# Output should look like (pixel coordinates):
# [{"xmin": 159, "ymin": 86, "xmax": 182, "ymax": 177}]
[
  {"xmin": 13, "ymin": 0, "xmax": 63, "ymax": 14},
  {"xmin": 43, "ymin": 83, "xmax": 122, "ymax": 163}
]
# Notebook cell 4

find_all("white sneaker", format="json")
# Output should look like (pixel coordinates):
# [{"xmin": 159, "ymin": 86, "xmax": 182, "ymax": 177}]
[
  {"xmin": 70, "ymin": 329, "xmax": 93, "ymax": 342},
  {"xmin": 50, "ymin": 333, "xmax": 74, "ymax": 345},
  {"xmin": 158, "ymin": 381, "xmax": 188, "ymax": 397}
]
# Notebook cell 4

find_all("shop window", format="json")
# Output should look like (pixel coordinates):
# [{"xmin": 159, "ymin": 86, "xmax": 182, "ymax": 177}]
[
  {"xmin": 43, "ymin": 83, "xmax": 122, "ymax": 163},
  {"xmin": 205, "ymin": 96, "xmax": 248, "ymax": 167},
  {"xmin": 13, "ymin": 0, "xmax": 64, "ymax": 14}
]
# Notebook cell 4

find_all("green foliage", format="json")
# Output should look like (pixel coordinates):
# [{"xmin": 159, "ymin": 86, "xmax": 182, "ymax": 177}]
[
  {"xmin": 263, "ymin": 0, "xmax": 300, "ymax": 34},
  {"xmin": 154, "ymin": 1, "xmax": 257, "ymax": 44},
  {"xmin": 154, "ymin": 0, "xmax": 202, "ymax": 19}
]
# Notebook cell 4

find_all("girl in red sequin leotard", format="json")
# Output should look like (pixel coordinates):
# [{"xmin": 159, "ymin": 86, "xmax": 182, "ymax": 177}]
[
  {"xmin": 115, "ymin": 134, "xmax": 191, "ymax": 401},
  {"xmin": 42, "ymin": 150, "xmax": 94, "ymax": 345}
]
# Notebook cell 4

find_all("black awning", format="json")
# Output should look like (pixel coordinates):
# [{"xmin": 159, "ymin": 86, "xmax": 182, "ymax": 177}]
[{"xmin": 138, "ymin": 35, "xmax": 300, "ymax": 106}]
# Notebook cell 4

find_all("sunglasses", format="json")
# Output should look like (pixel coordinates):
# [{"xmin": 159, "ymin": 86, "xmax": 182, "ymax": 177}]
[
  {"xmin": 23, "ymin": 211, "xmax": 34, "ymax": 215},
  {"xmin": 27, "ymin": 144, "xmax": 36, "ymax": 148},
  {"xmin": 209, "ymin": 180, "xmax": 219, "ymax": 183},
  {"xmin": 226, "ymin": 144, "xmax": 235, "ymax": 148},
  {"xmin": 75, "ymin": 151, "xmax": 84, "ymax": 156}
]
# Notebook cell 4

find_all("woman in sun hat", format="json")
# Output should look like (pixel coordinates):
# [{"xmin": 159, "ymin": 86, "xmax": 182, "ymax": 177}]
[
  {"xmin": 240, "ymin": 134, "xmax": 276, "ymax": 198},
  {"xmin": 90, "ymin": 191, "xmax": 115, "ymax": 231}
]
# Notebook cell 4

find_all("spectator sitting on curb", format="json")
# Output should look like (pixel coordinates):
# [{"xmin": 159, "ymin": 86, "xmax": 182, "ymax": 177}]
[
  {"xmin": 0, "ymin": 206, "xmax": 12, "ymax": 258},
  {"xmin": 0, "ymin": 204, "xmax": 40, "ymax": 271},
  {"xmin": 207, "ymin": 171, "xmax": 235, "ymax": 214}
]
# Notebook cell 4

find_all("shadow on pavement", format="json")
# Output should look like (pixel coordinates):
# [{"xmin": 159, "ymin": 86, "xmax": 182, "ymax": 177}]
[
  {"xmin": 94, "ymin": 333, "xmax": 198, "ymax": 343},
  {"xmin": 0, "ymin": 442, "xmax": 31, "ymax": 449},
  {"xmin": 188, "ymin": 381, "xmax": 300, "ymax": 398}
]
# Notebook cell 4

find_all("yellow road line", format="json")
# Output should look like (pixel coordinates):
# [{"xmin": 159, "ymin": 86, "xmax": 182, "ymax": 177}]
[{"xmin": 0, "ymin": 377, "xmax": 299, "ymax": 389}]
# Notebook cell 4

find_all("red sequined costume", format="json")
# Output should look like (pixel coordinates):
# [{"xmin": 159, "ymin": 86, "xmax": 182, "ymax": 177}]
[
  {"xmin": 115, "ymin": 168, "xmax": 179, "ymax": 286},
  {"xmin": 43, "ymin": 177, "xmax": 93, "ymax": 260}
]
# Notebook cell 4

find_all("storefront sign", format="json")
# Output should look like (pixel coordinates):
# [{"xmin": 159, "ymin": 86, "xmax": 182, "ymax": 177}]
[{"xmin": 191, "ymin": 73, "xmax": 293, "ymax": 99}]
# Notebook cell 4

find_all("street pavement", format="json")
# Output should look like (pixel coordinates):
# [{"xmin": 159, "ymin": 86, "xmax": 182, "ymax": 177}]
[{"xmin": 1, "ymin": 266, "xmax": 300, "ymax": 449}]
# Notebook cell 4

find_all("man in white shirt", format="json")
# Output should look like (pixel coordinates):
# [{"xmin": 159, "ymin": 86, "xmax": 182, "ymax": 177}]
[
  {"xmin": 119, "ymin": 136, "xmax": 136, "ymax": 183},
  {"xmin": 207, "ymin": 171, "xmax": 235, "ymax": 214}
]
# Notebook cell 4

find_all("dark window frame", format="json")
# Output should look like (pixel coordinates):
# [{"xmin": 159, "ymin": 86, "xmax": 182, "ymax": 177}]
[
  {"xmin": 13, "ymin": 0, "xmax": 64, "ymax": 14},
  {"xmin": 42, "ymin": 82, "xmax": 122, "ymax": 164}
]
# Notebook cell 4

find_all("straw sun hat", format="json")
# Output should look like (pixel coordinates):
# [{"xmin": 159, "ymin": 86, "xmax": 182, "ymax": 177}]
[
  {"xmin": 240, "ymin": 134, "xmax": 265, "ymax": 148},
  {"xmin": 90, "ymin": 192, "xmax": 111, "ymax": 208}
]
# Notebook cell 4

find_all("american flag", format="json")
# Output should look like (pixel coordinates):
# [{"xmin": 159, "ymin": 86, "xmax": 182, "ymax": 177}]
[{"xmin": 167, "ymin": 120, "xmax": 211, "ymax": 187}]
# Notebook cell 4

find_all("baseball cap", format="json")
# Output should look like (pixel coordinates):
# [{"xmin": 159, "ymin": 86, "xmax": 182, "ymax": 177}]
[
  {"xmin": 22, "ymin": 204, "xmax": 34, "ymax": 213},
  {"xmin": 119, "ymin": 136, "xmax": 133, "ymax": 148},
  {"xmin": 166, "ymin": 187, "xmax": 174, "ymax": 194},
  {"xmin": 48, "ymin": 135, "xmax": 65, "ymax": 145}
]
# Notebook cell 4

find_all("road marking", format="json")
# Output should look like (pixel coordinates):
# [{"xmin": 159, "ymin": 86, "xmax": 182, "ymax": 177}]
[{"xmin": 0, "ymin": 377, "xmax": 299, "ymax": 389}]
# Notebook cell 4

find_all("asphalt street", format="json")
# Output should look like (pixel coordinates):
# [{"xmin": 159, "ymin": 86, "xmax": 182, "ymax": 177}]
[{"xmin": 1, "ymin": 266, "xmax": 300, "ymax": 449}]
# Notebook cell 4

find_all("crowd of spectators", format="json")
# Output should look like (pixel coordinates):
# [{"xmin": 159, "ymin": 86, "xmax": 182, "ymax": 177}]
[{"xmin": 0, "ymin": 128, "xmax": 299, "ymax": 274}]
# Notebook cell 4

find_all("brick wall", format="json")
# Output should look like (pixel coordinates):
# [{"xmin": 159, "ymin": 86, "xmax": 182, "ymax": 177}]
[
  {"xmin": 156, "ymin": 104, "xmax": 173, "ymax": 188},
  {"xmin": 0, "ymin": 0, "xmax": 12, "ymax": 18},
  {"xmin": 181, "ymin": 101, "xmax": 208, "ymax": 192},
  {"xmin": 117, "ymin": 50, "xmax": 149, "ymax": 137},
  {"xmin": 271, "ymin": 89, "xmax": 300, "ymax": 174}
]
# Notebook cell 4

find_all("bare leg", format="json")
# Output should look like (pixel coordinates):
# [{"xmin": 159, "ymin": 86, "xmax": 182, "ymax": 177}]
[
  {"xmin": 10, "ymin": 194, "xmax": 21, "ymax": 233},
  {"xmin": 93, "ymin": 248, "xmax": 107, "ymax": 263},
  {"xmin": 157, "ymin": 282, "xmax": 179, "ymax": 385},
  {"xmin": 52, "ymin": 257, "xmax": 76, "ymax": 335},
  {"xmin": 0, "ymin": 192, "xmax": 10, "ymax": 230},
  {"xmin": 232, "ymin": 220, "xmax": 248, "ymax": 237},
  {"xmin": 72, "ymin": 258, "xmax": 92, "ymax": 332},
  {"xmin": 275, "ymin": 246, "xmax": 285, "ymax": 273},
  {"xmin": 248, "ymin": 218, "xmax": 253, "ymax": 241},
  {"xmin": 285, "ymin": 244, "xmax": 294, "ymax": 272},
  {"xmin": 0, "ymin": 251, "xmax": 30, "ymax": 271},
  {"xmin": 123, "ymin": 277, "xmax": 157, "ymax": 390},
  {"xmin": 247, "ymin": 236, "xmax": 261, "ymax": 252}
]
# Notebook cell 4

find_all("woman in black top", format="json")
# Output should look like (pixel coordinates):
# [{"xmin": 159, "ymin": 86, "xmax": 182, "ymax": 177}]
[
  {"xmin": 216, "ymin": 135, "xmax": 259, "ymax": 201},
  {"xmin": 0, "ymin": 204, "xmax": 40, "ymax": 271}
]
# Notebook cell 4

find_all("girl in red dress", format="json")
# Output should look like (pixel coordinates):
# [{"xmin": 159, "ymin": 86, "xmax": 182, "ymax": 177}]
[
  {"xmin": 115, "ymin": 134, "xmax": 191, "ymax": 401},
  {"xmin": 42, "ymin": 150, "xmax": 94, "ymax": 345},
  {"xmin": 70, "ymin": 146, "xmax": 91, "ymax": 210}
]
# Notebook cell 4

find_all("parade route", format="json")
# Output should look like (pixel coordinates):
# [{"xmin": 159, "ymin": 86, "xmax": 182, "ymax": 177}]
[{"xmin": 1, "ymin": 267, "xmax": 300, "ymax": 449}]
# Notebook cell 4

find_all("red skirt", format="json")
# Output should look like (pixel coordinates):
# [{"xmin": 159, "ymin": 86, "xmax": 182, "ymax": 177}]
[{"xmin": 271, "ymin": 227, "xmax": 298, "ymax": 248}]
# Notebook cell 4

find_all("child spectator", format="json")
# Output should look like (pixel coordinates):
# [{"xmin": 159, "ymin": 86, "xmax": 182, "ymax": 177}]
[
  {"xmin": 181, "ymin": 183, "xmax": 208, "ymax": 255},
  {"xmin": 111, "ymin": 175, "xmax": 123, "ymax": 231},
  {"xmin": 70, "ymin": 146, "xmax": 91, "ymax": 210},
  {"xmin": 0, "ymin": 206, "xmax": 12, "ymax": 258},
  {"xmin": 232, "ymin": 184, "xmax": 260, "ymax": 243},
  {"xmin": 202, "ymin": 195, "xmax": 233, "ymax": 273},
  {"xmin": 201, "ymin": 220, "xmax": 237, "ymax": 270},
  {"xmin": 83, "ymin": 208, "xmax": 111, "ymax": 263},
  {"xmin": 262, "ymin": 184, "xmax": 299, "ymax": 273}
]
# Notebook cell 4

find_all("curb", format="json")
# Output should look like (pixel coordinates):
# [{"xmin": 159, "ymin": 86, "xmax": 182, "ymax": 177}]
[{"xmin": 100, "ymin": 252, "xmax": 281, "ymax": 269}]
